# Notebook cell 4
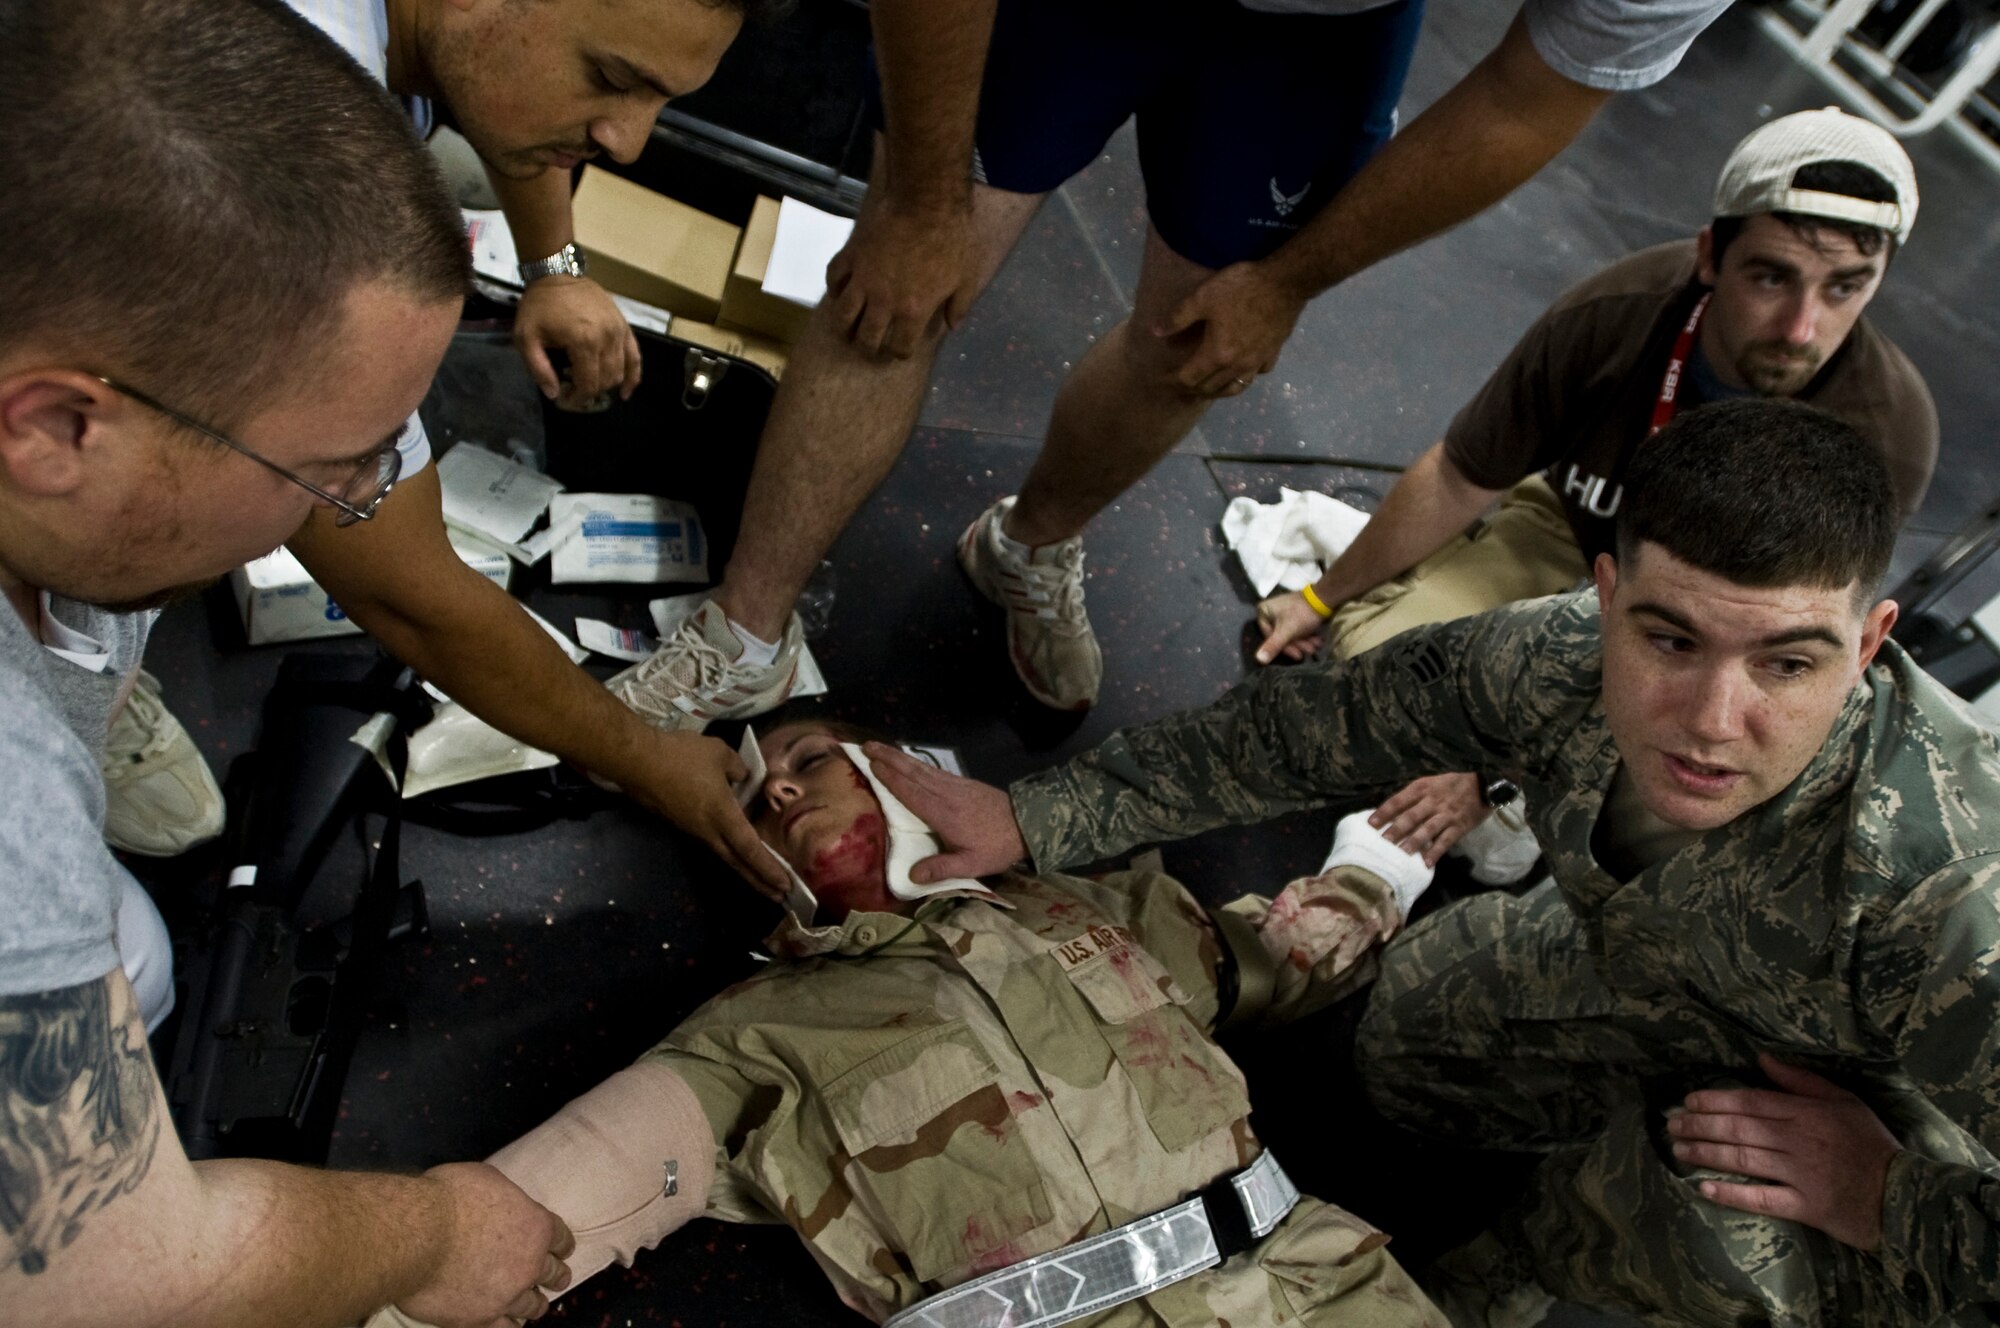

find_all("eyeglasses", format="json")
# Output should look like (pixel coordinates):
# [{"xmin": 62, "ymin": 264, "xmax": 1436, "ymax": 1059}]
[{"xmin": 95, "ymin": 375, "xmax": 403, "ymax": 527}]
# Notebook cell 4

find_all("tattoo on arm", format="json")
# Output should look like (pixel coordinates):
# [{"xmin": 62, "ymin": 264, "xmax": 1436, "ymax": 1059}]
[{"xmin": 0, "ymin": 975, "xmax": 161, "ymax": 1275}]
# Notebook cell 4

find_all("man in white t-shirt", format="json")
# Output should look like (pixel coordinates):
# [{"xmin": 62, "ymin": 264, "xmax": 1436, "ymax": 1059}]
[
  {"xmin": 2, "ymin": 4, "xmax": 581, "ymax": 1322},
  {"xmin": 106, "ymin": 0, "xmax": 794, "ymax": 901}
]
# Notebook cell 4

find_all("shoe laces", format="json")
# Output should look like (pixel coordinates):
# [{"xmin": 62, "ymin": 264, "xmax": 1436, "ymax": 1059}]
[
  {"xmin": 106, "ymin": 674, "xmax": 171, "ymax": 763},
  {"xmin": 614, "ymin": 619, "xmax": 738, "ymax": 722},
  {"xmin": 999, "ymin": 537, "xmax": 1089, "ymax": 633}
]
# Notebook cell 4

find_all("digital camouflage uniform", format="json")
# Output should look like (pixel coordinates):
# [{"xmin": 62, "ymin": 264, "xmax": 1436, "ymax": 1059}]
[
  {"xmin": 644, "ymin": 865, "xmax": 1448, "ymax": 1327},
  {"xmin": 1010, "ymin": 592, "xmax": 2000, "ymax": 1327}
]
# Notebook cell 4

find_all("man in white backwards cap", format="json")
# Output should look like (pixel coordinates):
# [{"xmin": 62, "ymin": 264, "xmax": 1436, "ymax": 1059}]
[{"xmin": 1254, "ymin": 107, "xmax": 1936, "ymax": 878}]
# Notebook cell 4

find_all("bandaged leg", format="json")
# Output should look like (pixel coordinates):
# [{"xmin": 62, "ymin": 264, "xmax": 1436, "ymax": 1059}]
[{"xmin": 365, "ymin": 1060, "xmax": 716, "ymax": 1328}]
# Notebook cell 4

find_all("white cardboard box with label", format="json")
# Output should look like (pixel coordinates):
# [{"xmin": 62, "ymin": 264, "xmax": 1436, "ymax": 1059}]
[{"xmin": 230, "ymin": 531, "xmax": 513, "ymax": 645}]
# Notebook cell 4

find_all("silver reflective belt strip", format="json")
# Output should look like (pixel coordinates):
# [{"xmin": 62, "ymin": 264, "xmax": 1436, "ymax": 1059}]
[
  {"xmin": 1232, "ymin": 1149, "xmax": 1300, "ymax": 1239},
  {"xmin": 883, "ymin": 1152, "xmax": 1299, "ymax": 1328}
]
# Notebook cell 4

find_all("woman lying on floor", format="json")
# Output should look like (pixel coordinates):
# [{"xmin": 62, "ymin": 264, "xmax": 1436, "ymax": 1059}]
[{"xmin": 370, "ymin": 716, "xmax": 1446, "ymax": 1328}]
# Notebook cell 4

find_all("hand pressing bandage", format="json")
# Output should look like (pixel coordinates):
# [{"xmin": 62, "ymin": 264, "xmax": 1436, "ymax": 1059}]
[
  {"xmin": 365, "ymin": 1061, "xmax": 716, "ymax": 1328},
  {"xmin": 837, "ymin": 743, "xmax": 982, "ymax": 901}
]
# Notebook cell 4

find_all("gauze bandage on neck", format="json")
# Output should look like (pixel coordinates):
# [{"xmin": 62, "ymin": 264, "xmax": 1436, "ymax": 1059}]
[{"xmin": 839, "ymin": 743, "xmax": 982, "ymax": 900}]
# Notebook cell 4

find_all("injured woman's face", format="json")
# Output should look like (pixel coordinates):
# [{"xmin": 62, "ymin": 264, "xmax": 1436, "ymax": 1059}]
[{"xmin": 752, "ymin": 723, "xmax": 901, "ymax": 922}]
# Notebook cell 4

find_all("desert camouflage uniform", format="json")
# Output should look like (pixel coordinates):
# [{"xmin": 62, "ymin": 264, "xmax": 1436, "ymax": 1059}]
[
  {"xmin": 644, "ymin": 866, "xmax": 1446, "ymax": 1326},
  {"xmin": 1010, "ymin": 592, "xmax": 2000, "ymax": 1326}
]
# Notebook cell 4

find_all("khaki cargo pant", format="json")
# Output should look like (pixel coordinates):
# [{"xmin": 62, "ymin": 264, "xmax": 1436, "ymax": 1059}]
[
  {"xmin": 1328, "ymin": 476, "xmax": 1586, "ymax": 661},
  {"xmin": 1355, "ymin": 885, "xmax": 1996, "ymax": 1328}
]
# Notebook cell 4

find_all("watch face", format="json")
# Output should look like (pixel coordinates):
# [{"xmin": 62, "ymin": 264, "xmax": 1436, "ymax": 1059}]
[{"xmin": 1482, "ymin": 778, "xmax": 1521, "ymax": 809}]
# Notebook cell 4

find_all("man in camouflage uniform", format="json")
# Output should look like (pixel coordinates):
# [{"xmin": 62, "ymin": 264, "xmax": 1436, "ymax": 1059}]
[
  {"xmin": 371, "ymin": 720, "xmax": 1447, "ymax": 1327},
  {"xmin": 871, "ymin": 398, "xmax": 2000, "ymax": 1325}
]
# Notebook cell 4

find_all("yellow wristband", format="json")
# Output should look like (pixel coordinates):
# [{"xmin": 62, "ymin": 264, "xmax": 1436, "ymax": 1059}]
[{"xmin": 1300, "ymin": 584, "xmax": 1334, "ymax": 619}]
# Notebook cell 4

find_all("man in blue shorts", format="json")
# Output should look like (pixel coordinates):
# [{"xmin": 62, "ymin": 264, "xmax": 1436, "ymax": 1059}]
[{"xmin": 608, "ymin": 0, "xmax": 1737, "ymax": 727}]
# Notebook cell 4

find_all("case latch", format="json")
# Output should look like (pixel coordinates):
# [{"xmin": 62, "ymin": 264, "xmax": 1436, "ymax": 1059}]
[{"xmin": 682, "ymin": 348, "xmax": 730, "ymax": 410}]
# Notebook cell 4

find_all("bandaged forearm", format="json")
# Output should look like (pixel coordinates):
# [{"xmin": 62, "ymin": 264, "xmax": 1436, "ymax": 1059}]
[
  {"xmin": 364, "ymin": 1061, "xmax": 717, "ymax": 1328},
  {"xmin": 1217, "ymin": 865, "xmax": 1402, "ymax": 1028}
]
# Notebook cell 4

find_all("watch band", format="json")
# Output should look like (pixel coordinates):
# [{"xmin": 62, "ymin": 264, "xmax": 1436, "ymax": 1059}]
[{"xmin": 518, "ymin": 241, "xmax": 587, "ymax": 285}]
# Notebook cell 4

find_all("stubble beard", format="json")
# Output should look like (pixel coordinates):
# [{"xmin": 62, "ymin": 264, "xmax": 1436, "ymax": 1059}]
[{"xmin": 1739, "ymin": 343, "xmax": 1822, "ymax": 397}]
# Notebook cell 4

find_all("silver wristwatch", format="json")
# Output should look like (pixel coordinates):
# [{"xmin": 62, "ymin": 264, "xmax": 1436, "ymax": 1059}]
[{"xmin": 518, "ymin": 242, "xmax": 588, "ymax": 285}]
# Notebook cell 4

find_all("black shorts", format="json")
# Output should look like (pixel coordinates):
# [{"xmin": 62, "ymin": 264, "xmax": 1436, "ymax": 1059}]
[{"xmin": 873, "ymin": 0, "xmax": 1426, "ymax": 269}]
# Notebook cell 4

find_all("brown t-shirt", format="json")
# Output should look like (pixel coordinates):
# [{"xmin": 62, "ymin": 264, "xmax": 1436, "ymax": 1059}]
[{"xmin": 1443, "ymin": 241, "xmax": 1939, "ymax": 562}]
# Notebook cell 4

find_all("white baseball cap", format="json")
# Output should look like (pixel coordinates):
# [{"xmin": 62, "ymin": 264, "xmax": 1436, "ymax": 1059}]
[{"xmin": 1713, "ymin": 107, "xmax": 1918, "ymax": 246}]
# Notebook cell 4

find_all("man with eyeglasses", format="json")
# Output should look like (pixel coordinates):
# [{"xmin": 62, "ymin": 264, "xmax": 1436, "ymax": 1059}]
[
  {"xmin": 0, "ymin": 2, "xmax": 779, "ymax": 1322},
  {"xmin": 98, "ymin": 0, "xmax": 766, "ymax": 863}
]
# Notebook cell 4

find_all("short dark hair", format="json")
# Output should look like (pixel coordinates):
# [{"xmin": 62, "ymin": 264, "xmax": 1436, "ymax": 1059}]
[
  {"xmin": 1616, "ymin": 399, "xmax": 1897, "ymax": 601},
  {"xmin": 0, "ymin": 0, "xmax": 469, "ymax": 425},
  {"xmin": 1710, "ymin": 160, "xmax": 1899, "ymax": 269}
]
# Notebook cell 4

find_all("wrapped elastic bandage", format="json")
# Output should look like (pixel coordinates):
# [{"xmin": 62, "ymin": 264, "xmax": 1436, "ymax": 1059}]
[{"xmin": 363, "ymin": 1061, "xmax": 716, "ymax": 1328}]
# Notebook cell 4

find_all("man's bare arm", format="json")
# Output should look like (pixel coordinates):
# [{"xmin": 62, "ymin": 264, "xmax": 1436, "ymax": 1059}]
[
  {"xmin": 1261, "ymin": 12, "xmax": 1610, "ymax": 301},
  {"xmin": 1160, "ymin": 12, "xmax": 1611, "ymax": 395},
  {"xmin": 288, "ymin": 469, "xmax": 787, "ymax": 895},
  {"xmin": 487, "ymin": 167, "xmax": 642, "ymax": 406},
  {"xmin": 1255, "ymin": 441, "xmax": 1505, "ymax": 662},
  {"xmin": 823, "ymin": 0, "xmax": 995, "ymax": 358},
  {"xmin": 0, "ymin": 970, "xmax": 569, "ymax": 1327}
]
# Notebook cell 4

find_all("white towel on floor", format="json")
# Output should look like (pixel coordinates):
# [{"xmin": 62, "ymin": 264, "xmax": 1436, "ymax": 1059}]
[{"xmin": 1221, "ymin": 487, "xmax": 1372, "ymax": 596}]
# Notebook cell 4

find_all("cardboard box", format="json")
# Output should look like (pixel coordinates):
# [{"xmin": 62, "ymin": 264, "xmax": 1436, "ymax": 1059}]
[
  {"xmin": 671, "ymin": 316, "xmax": 790, "ymax": 381},
  {"xmin": 570, "ymin": 167, "xmax": 738, "ymax": 323},
  {"xmin": 719, "ymin": 195, "xmax": 813, "ymax": 344},
  {"xmin": 231, "ymin": 532, "xmax": 513, "ymax": 646}
]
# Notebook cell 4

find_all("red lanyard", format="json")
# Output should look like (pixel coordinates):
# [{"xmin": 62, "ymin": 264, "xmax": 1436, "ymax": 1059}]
[{"xmin": 1649, "ymin": 292, "xmax": 1710, "ymax": 437}]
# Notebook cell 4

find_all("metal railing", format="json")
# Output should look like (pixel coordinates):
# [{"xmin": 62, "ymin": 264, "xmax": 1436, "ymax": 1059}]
[{"xmin": 1753, "ymin": 0, "xmax": 2000, "ymax": 171}]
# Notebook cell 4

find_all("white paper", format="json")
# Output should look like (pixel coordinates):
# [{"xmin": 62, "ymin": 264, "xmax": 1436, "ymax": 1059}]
[
  {"xmin": 522, "ymin": 604, "xmax": 592, "ymax": 664},
  {"xmin": 609, "ymin": 293, "xmax": 673, "ymax": 335},
  {"xmin": 506, "ymin": 510, "xmax": 583, "ymax": 566},
  {"xmin": 898, "ymin": 743, "xmax": 965, "ymax": 777},
  {"xmin": 648, "ymin": 592, "xmax": 828, "ymax": 698},
  {"xmin": 761, "ymin": 197, "xmax": 856, "ymax": 309},
  {"xmin": 437, "ymin": 445, "xmax": 565, "ymax": 547},
  {"xmin": 402, "ymin": 700, "xmax": 560, "ymax": 799},
  {"xmin": 575, "ymin": 616, "xmax": 660, "ymax": 663},
  {"xmin": 463, "ymin": 208, "xmax": 520, "ymax": 287},
  {"xmin": 733, "ymin": 727, "xmax": 768, "ymax": 807},
  {"xmin": 550, "ymin": 494, "xmax": 708, "ymax": 584},
  {"xmin": 464, "ymin": 208, "xmax": 671, "ymax": 333},
  {"xmin": 793, "ymin": 645, "xmax": 828, "ymax": 699}
]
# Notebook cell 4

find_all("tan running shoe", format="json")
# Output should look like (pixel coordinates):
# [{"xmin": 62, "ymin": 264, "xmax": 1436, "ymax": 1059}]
[
  {"xmin": 608, "ymin": 598, "xmax": 803, "ymax": 731},
  {"xmin": 957, "ymin": 496, "xmax": 1102, "ymax": 711},
  {"xmin": 102, "ymin": 669, "xmax": 226, "ymax": 857}
]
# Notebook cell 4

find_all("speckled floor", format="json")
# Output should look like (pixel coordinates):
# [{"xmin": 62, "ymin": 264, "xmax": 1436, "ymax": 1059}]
[{"xmin": 131, "ymin": 2, "xmax": 2000, "ymax": 1324}]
